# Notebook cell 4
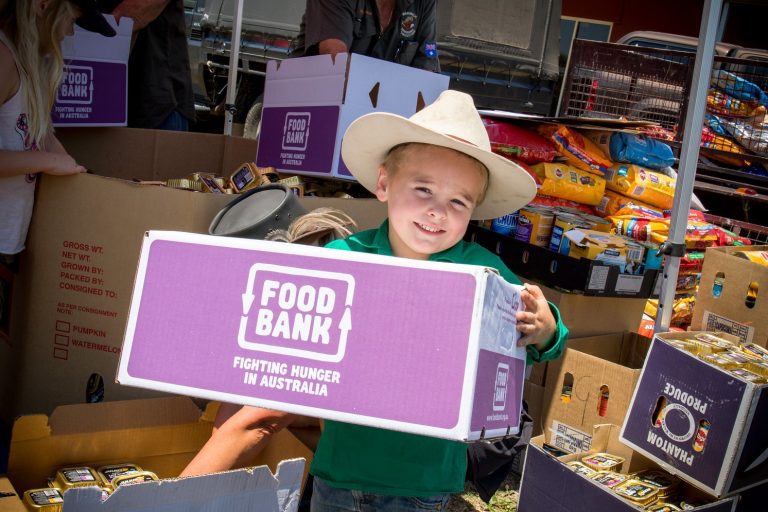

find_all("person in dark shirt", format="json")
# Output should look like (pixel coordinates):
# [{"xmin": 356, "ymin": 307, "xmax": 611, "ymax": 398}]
[
  {"xmin": 110, "ymin": 0, "xmax": 194, "ymax": 130},
  {"xmin": 292, "ymin": 0, "xmax": 439, "ymax": 71}
]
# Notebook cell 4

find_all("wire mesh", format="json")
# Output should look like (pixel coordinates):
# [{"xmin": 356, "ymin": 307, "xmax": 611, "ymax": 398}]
[{"xmin": 704, "ymin": 213, "xmax": 768, "ymax": 245}]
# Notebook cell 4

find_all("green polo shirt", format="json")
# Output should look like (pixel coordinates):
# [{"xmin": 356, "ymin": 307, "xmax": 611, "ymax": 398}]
[{"xmin": 309, "ymin": 221, "xmax": 569, "ymax": 496}]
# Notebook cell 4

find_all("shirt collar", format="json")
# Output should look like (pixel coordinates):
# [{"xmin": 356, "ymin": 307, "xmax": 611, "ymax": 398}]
[{"xmin": 365, "ymin": 220, "xmax": 468, "ymax": 263}]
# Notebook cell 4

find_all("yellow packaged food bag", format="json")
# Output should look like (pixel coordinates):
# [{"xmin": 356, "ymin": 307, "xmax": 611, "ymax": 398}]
[
  {"xmin": 537, "ymin": 124, "xmax": 614, "ymax": 176},
  {"xmin": 530, "ymin": 162, "xmax": 606, "ymax": 206},
  {"xmin": 596, "ymin": 189, "xmax": 661, "ymax": 217},
  {"xmin": 605, "ymin": 164, "xmax": 676, "ymax": 210}
]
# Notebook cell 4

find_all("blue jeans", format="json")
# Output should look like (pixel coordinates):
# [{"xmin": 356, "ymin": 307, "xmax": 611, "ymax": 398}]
[
  {"xmin": 156, "ymin": 110, "xmax": 189, "ymax": 131},
  {"xmin": 310, "ymin": 477, "xmax": 450, "ymax": 512}
]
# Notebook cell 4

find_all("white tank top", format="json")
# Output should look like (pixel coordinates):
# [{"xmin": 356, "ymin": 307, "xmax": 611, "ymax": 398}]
[{"xmin": 0, "ymin": 30, "xmax": 38, "ymax": 255}]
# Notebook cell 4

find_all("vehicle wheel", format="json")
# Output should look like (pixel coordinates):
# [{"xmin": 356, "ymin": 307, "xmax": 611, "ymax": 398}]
[{"xmin": 243, "ymin": 95, "xmax": 263, "ymax": 140}]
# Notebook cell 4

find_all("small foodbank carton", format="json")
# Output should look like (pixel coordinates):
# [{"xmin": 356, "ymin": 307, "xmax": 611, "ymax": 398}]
[
  {"xmin": 620, "ymin": 332, "xmax": 768, "ymax": 497},
  {"xmin": 53, "ymin": 16, "xmax": 132, "ymax": 126},
  {"xmin": 255, "ymin": 53, "xmax": 448, "ymax": 179},
  {"xmin": 117, "ymin": 231, "xmax": 527, "ymax": 441}
]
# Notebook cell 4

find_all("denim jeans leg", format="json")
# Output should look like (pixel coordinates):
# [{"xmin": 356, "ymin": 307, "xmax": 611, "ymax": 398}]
[
  {"xmin": 310, "ymin": 478, "xmax": 450, "ymax": 512},
  {"xmin": 310, "ymin": 477, "xmax": 358, "ymax": 512}
]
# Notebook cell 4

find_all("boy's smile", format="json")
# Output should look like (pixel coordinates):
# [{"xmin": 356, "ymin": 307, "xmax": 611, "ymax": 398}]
[{"xmin": 375, "ymin": 145, "xmax": 487, "ymax": 260}]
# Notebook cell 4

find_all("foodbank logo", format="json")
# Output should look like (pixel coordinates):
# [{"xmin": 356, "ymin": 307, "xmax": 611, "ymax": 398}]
[{"xmin": 238, "ymin": 264, "xmax": 354, "ymax": 362}]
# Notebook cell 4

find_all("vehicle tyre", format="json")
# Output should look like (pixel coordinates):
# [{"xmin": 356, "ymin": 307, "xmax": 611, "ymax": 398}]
[{"xmin": 243, "ymin": 95, "xmax": 263, "ymax": 140}]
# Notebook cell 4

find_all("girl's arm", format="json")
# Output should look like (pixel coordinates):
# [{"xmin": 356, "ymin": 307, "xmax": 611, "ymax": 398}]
[{"xmin": 0, "ymin": 149, "xmax": 85, "ymax": 178}]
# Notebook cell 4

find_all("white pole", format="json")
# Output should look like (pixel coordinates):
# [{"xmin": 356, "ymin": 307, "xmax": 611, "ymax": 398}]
[
  {"xmin": 654, "ymin": 0, "xmax": 722, "ymax": 333},
  {"xmin": 224, "ymin": 0, "xmax": 244, "ymax": 135}
]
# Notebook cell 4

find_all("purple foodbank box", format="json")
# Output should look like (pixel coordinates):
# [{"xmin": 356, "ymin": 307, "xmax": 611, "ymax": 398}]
[
  {"xmin": 255, "ymin": 53, "xmax": 448, "ymax": 180},
  {"xmin": 117, "ymin": 231, "xmax": 527, "ymax": 441},
  {"xmin": 53, "ymin": 15, "xmax": 132, "ymax": 126},
  {"xmin": 620, "ymin": 332, "xmax": 768, "ymax": 497}
]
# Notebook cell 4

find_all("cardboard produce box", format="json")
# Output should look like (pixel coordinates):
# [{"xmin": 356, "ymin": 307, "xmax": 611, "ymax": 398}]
[
  {"xmin": 0, "ymin": 128, "xmax": 387, "ymax": 423},
  {"xmin": 256, "ymin": 53, "xmax": 448, "ymax": 179},
  {"xmin": 118, "ymin": 231, "xmax": 528, "ymax": 441},
  {"xmin": 691, "ymin": 245, "xmax": 768, "ymax": 347},
  {"xmin": 6, "ymin": 398, "xmax": 307, "ymax": 512},
  {"xmin": 518, "ymin": 424, "xmax": 740, "ymax": 512},
  {"xmin": 620, "ymin": 332, "xmax": 768, "ymax": 497},
  {"xmin": 6, "ymin": 397, "xmax": 312, "ymax": 503},
  {"xmin": 541, "ymin": 333, "xmax": 650, "ymax": 453},
  {"xmin": 53, "ymin": 16, "xmax": 132, "ymax": 126},
  {"xmin": 0, "ymin": 476, "xmax": 24, "ymax": 512}
]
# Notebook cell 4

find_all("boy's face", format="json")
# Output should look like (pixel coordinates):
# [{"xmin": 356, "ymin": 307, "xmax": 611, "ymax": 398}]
[{"xmin": 375, "ymin": 145, "xmax": 486, "ymax": 260}]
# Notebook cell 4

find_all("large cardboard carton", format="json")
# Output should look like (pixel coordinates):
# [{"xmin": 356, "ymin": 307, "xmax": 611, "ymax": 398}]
[
  {"xmin": 256, "ymin": 53, "xmax": 449, "ymax": 179},
  {"xmin": 0, "ymin": 128, "xmax": 387, "ymax": 422},
  {"xmin": 53, "ymin": 17, "xmax": 132, "ymax": 126},
  {"xmin": 0, "ymin": 476, "xmax": 24, "ymax": 512},
  {"xmin": 691, "ymin": 245, "xmax": 768, "ymax": 347},
  {"xmin": 61, "ymin": 461, "xmax": 304, "ymax": 512},
  {"xmin": 518, "ymin": 424, "xmax": 740, "ymax": 512},
  {"xmin": 118, "ymin": 230, "xmax": 528, "ymax": 441},
  {"xmin": 6, "ymin": 397, "xmax": 312, "ymax": 495},
  {"xmin": 534, "ymin": 284, "xmax": 647, "ymax": 338},
  {"xmin": 621, "ymin": 332, "xmax": 768, "ymax": 497},
  {"xmin": 542, "ymin": 333, "xmax": 650, "ymax": 453}
]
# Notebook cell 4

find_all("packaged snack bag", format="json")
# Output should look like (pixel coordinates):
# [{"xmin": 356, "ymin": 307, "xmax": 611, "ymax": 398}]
[
  {"xmin": 530, "ymin": 162, "xmax": 606, "ymax": 206},
  {"xmin": 710, "ymin": 69, "xmax": 768, "ymax": 106},
  {"xmin": 604, "ymin": 164, "xmax": 676, "ymax": 210},
  {"xmin": 596, "ymin": 189, "xmax": 661, "ymax": 218},
  {"xmin": 538, "ymin": 124, "xmax": 613, "ymax": 176},
  {"xmin": 608, "ymin": 132, "xmax": 676, "ymax": 169},
  {"xmin": 483, "ymin": 117, "xmax": 558, "ymax": 164}
]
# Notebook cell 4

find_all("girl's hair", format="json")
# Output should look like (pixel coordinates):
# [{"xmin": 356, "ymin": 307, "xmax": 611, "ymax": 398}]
[
  {"xmin": 0, "ymin": 0, "xmax": 75, "ymax": 150},
  {"xmin": 382, "ymin": 142, "xmax": 490, "ymax": 204}
]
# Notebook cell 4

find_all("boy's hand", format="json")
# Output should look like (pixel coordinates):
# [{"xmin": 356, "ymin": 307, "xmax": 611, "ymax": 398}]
[{"xmin": 516, "ymin": 284, "xmax": 556, "ymax": 351}]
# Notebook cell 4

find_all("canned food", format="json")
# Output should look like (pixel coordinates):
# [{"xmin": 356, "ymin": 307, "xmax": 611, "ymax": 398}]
[
  {"xmin": 514, "ymin": 206, "xmax": 555, "ymax": 247},
  {"xmin": 699, "ymin": 352, "xmax": 740, "ymax": 369},
  {"xmin": 746, "ymin": 360, "xmax": 768, "ymax": 378},
  {"xmin": 22, "ymin": 488, "xmax": 64, "ymax": 511},
  {"xmin": 581, "ymin": 452, "xmax": 625, "ymax": 472},
  {"xmin": 733, "ymin": 250, "xmax": 768, "ymax": 267},
  {"xmin": 566, "ymin": 461, "xmax": 598, "ymax": 478},
  {"xmin": 614, "ymin": 479, "xmax": 659, "ymax": 507},
  {"xmin": 740, "ymin": 343, "xmax": 768, "ymax": 361},
  {"xmin": 51, "ymin": 466, "xmax": 101, "ymax": 491},
  {"xmin": 590, "ymin": 471, "xmax": 628, "ymax": 488},
  {"xmin": 646, "ymin": 503, "xmax": 682, "ymax": 511},
  {"xmin": 111, "ymin": 471, "xmax": 159, "ymax": 488},
  {"xmin": 693, "ymin": 333, "xmax": 735, "ymax": 351},
  {"xmin": 97, "ymin": 463, "xmax": 143, "ymax": 489},
  {"xmin": 729, "ymin": 367, "xmax": 767, "ymax": 384},
  {"xmin": 635, "ymin": 469, "xmax": 680, "ymax": 499},
  {"xmin": 579, "ymin": 213, "xmax": 613, "ymax": 233}
]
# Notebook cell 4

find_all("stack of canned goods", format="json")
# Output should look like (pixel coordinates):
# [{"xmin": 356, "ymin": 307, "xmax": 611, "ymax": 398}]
[
  {"xmin": 562, "ymin": 451, "xmax": 710, "ymax": 510},
  {"xmin": 668, "ymin": 333, "xmax": 768, "ymax": 385},
  {"xmin": 22, "ymin": 463, "xmax": 158, "ymax": 511}
]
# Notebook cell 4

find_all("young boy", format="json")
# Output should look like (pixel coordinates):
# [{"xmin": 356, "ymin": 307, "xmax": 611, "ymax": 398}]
[{"xmin": 310, "ymin": 90, "xmax": 568, "ymax": 510}]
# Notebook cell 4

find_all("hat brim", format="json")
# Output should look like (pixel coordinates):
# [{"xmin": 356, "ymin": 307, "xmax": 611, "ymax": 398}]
[
  {"xmin": 341, "ymin": 112, "xmax": 537, "ymax": 220},
  {"xmin": 75, "ymin": 9, "xmax": 116, "ymax": 37}
]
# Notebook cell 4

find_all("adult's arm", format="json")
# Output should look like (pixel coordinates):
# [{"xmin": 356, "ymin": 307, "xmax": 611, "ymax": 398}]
[
  {"xmin": 303, "ymin": 0, "xmax": 356, "ymax": 56},
  {"xmin": 410, "ymin": 0, "xmax": 439, "ymax": 71}
]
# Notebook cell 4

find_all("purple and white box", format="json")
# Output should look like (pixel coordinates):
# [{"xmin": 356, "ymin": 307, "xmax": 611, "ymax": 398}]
[
  {"xmin": 255, "ymin": 53, "xmax": 448, "ymax": 180},
  {"xmin": 620, "ymin": 332, "xmax": 768, "ymax": 497},
  {"xmin": 53, "ymin": 15, "xmax": 132, "ymax": 127},
  {"xmin": 117, "ymin": 231, "xmax": 527, "ymax": 441}
]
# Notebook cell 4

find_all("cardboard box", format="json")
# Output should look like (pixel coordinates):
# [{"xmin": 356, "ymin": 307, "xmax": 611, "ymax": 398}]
[
  {"xmin": 118, "ymin": 230, "xmax": 528, "ymax": 441},
  {"xmin": 533, "ymin": 284, "xmax": 647, "ymax": 338},
  {"xmin": 523, "ymin": 381, "xmax": 546, "ymax": 437},
  {"xmin": 6, "ymin": 397, "xmax": 312, "ymax": 499},
  {"xmin": 467, "ymin": 224, "xmax": 660, "ymax": 298},
  {"xmin": 256, "ymin": 53, "xmax": 449, "ymax": 179},
  {"xmin": 621, "ymin": 332, "xmax": 768, "ymax": 497},
  {"xmin": 60, "ymin": 461, "xmax": 304, "ymax": 512},
  {"xmin": 691, "ymin": 245, "xmax": 768, "ymax": 347},
  {"xmin": 518, "ymin": 424, "xmax": 740, "ymax": 512},
  {"xmin": 0, "ymin": 476, "xmax": 24, "ymax": 512},
  {"xmin": 0, "ymin": 128, "xmax": 388, "ymax": 422},
  {"xmin": 542, "ymin": 333, "xmax": 650, "ymax": 453},
  {"xmin": 53, "ymin": 16, "xmax": 132, "ymax": 126}
]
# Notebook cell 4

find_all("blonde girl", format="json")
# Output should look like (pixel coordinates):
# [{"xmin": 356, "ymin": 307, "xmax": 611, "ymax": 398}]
[{"xmin": 0, "ymin": 0, "xmax": 113, "ymax": 255}]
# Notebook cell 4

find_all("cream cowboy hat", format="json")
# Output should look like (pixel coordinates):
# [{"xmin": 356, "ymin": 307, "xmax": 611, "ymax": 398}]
[{"xmin": 340, "ymin": 90, "xmax": 537, "ymax": 220}]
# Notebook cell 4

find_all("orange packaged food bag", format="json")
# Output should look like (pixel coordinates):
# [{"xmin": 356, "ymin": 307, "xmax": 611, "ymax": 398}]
[
  {"xmin": 537, "ymin": 124, "xmax": 613, "ymax": 176},
  {"xmin": 530, "ymin": 162, "xmax": 606, "ymax": 206}
]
